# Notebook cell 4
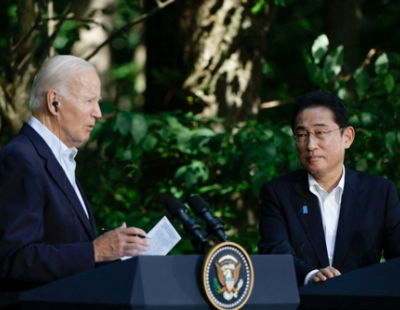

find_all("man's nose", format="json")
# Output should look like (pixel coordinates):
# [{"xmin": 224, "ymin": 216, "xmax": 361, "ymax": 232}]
[
  {"xmin": 306, "ymin": 133, "xmax": 318, "ymax": 150},
  {"xmin": 93, "ymin": 102, "xmax": 102, "ymax": 119}
]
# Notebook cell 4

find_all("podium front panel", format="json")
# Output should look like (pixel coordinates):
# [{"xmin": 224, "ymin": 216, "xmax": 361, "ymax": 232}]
[
  {"xmin": 19, "ymin": 254, "xmax": 299, "ymax": 310},
  {"xmin": 299, "ymin": 257, "xmax": 400, "ymax": 309}
]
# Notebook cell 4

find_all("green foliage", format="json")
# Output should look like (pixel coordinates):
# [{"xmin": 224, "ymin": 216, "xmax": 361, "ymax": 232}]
[
  {"xmin": 353, "ymin": 67, "xmax": 370, "ymax": 100},
  {"xmin": 251, "ymin": 0, "xmax": 265, "ymax": 14},
  {"xmin": 274, "ymin": 0, "xmax": 294, "ymax": 7},
  {"xmin": 375, "ymin": 53, "xmax": 389, "ymax": 75},
  {"xmin": 311, "ymin": 34, "xmax": 329, "ymax": 65},
  {"xmin": 53, "ymin": 20, "xmax": 80, "ymax": 52},
  {"xmin": 1, "ymin": 0, "xmax": 400, "ymax": 259},
  {"xmin": 251, "ymin": 0, "xmax": 294, "ymax": 15},
  {"xmin": 0, "ymin": 1, "xmax": 19, "ymax": 72},
  {"xmin": 304, "ymin": 34, "xmax": 400, "ymax": 191},
  {"xmin": 303, "ymin": 34, "xmax": 344, "ymax": 90},
  {"xmin": 78, "ymin": 109, "xmax": 297, "ymax": 254},
  {"xmin": 78, "ymin": 32, "xmax": 400, "ymax": 256}
]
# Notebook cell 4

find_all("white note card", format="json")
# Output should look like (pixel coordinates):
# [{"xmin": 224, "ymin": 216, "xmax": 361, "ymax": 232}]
[
  {"xmin": 121, "ymin": 216, "xmax": 181, "ymax": 260},
  {"xmin": 143, "ymin": 216, "xmax": 181, "ymax": 256}
]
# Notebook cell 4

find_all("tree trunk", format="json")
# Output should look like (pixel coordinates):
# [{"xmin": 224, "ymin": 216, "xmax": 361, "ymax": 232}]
[
  {"xmin": 0, "ymin": 0, "xmax": 117, "ymax": 144},
  {"xmin": 322, "ymin": 0, "xmax": 362, "ymax": 73},
  {"xmin": 182, "ymin": 0, "xmax": 265, "ymax": 124},
  {"xmin": 71, "ymin": 0, "xmax": 115, "ymax": 102},
  {"xmin": 144, "ymin": 0, "xmax": 187, "ymax": 114},
  {"xmin": 0, "ymin": 0, "xmax": 40, "ymax": 142},
  {"xmin": 0, "ymin": 0, "xmax": 79, "ymax": 143},
  {"xmin": 144, "ymin": 0, "xmax": 265, "ymax": 125}
]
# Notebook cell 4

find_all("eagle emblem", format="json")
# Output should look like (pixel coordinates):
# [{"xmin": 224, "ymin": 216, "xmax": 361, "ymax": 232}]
[{"xmin": 214, "ymin": 254, "xmax": 244, "ymax": 301}]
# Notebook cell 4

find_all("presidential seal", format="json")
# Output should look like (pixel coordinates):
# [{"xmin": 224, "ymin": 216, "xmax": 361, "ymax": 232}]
[{"xmin": 202, "ymin": 242, "xmax": 254, "ymax": 310}]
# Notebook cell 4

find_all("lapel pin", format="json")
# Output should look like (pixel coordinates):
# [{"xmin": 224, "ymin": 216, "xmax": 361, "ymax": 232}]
[{"xmin": 303, "ymin": 205, "xmax": 308, "ymax": 214}]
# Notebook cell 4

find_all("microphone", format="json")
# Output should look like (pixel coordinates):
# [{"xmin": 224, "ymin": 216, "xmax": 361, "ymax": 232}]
[
  {"xmin": 187, "ymin": 195, "xmax": 228, "ymax": 242},
  {"xmin": 165, "ymin": 197, "xmax": 207, "ymax": 254}
]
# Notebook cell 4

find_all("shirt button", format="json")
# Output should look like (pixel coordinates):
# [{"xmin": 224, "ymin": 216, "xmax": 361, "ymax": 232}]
[{"xmin": 329, "ymin": 255, "xmax": 333, "ymax": 260}]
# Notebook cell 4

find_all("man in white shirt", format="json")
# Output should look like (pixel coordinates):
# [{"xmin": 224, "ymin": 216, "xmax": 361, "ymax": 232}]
[
  {"xmin": 258, "ymin": 91, "xmax": 400, "ymax": 286},
  {"xmin": 0, "ymin": 55, "xmax": 149, "ymax": 309}
]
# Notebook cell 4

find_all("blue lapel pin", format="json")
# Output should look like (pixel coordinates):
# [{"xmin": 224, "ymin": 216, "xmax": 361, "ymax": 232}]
[{"xmin": 303, "ymin": 205, "xmax": 308, "ymax": 214}]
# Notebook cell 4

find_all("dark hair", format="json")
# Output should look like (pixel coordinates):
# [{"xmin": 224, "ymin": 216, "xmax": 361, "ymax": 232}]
[{"xmin": 291, "ymin": 91, "xmax": 349, "ymax": 131}]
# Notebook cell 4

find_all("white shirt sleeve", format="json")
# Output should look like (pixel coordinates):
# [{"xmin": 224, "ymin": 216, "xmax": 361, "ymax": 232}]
[{"xmin": 304, "ymin": 269, "xmax": 319, "ymax": 285}]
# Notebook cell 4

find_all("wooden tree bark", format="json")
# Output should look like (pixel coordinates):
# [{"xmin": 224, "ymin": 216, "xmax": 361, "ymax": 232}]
[
  {"xmin": 144, "ymin": 1, "xmax": 187, "ymax": 114},
  {"xmin": 144, "ymin": 0, "xmax": 265, "ymax": 125},
  {"xmin": 323, "ymin": 0, "xmax": 362, "ymax": 73},
  {"xmin": 0, "ymin": 0, "xmax": 178, "ymax": 143},
  {"xmin": 0, "ymin": 0, "xmax": 74, "ymax": 142},
  {"xmin": 182, "ymin": 0, "xmax": 265, "ymax": 124},
  {"xmin": 72, "ymin": 0, "xmax": 115, "ymax": 101},
  {"xmin": 0, "ymin": 0, "xmax": 39, "ymax": 140}
]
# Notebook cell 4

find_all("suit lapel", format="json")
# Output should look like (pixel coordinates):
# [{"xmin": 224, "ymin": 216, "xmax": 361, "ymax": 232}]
[
  {"xmin": 77, "ymin": 180, "xmax": 97, "ymax": 239},
  {"xmin": 333, "ymin": 167, "xmax": 366, "ymax": 270},
  {"xmin": 20, "ymin": 124, "xmax": 96, "ymax": 240},
  {"xmin": 293, "ymin": 171, "xmax": 329, "ymax": 268}
]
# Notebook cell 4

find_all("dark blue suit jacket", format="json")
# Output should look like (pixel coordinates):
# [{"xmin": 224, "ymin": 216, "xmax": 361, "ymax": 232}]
[
  {"xmin": 0, "ymin": 124, "xmax": 97, "ymax": 308},
  {"xmin": 258, "ymin": 167, "xmax": 400, "ymax": 287}
]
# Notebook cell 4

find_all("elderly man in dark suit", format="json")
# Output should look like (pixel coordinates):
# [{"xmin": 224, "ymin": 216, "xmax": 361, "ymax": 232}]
[
  {"xmin": 258, "ymin": 91, "xmax": 400, "ymax": 287},
  {"xmin": 0, "ymin": 55, "xmax": 149, "ymax": 309}
]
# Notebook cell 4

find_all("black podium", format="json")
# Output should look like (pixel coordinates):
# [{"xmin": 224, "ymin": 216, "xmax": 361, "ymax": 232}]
[
  {"xmin": 299, "ymin": 257, "xmax": 400, "ymax": 310},
  {"xmin": 19, "ymin": 255, "xmax": 299, "ymax": 310}
]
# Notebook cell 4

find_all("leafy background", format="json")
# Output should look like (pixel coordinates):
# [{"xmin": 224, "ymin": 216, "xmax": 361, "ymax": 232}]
[
  {"xmin": 79, "ymin": 34, "xmax": 400, "ymax": 254},
  {"xmin": 1, "ymin": 0, "xmax": 400, "ymax": 255}
]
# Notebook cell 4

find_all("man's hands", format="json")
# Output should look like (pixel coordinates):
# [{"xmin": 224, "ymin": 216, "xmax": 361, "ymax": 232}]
[
  {"xmin": 93, "ymin": 222, "xmax": 149, "ymax": 262},
  {"xmin": 309, "ymin": 266, "xmax": 341, "ymax": 283}
]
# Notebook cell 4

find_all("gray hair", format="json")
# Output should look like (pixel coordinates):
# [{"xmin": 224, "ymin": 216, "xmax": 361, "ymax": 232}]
[{"xmin": 29, "ymin": 55, "xmax": 96, "ymax": 110}]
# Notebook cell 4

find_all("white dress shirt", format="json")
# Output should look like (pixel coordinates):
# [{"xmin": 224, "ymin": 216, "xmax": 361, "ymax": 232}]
[
  {"xmin": 28, "ymin": 116, "xmax": 89, "ymax": 218},
  {"xmin": 304, "ymin": 166, "xmax": 345, "ymax": 284}
]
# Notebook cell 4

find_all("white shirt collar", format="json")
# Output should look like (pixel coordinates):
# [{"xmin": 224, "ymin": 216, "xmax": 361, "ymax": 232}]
[
  {"xmin": 27, "ymin": 116, "xmax": 88, "ymax": 218},
  {"xmin": 28, "ymin": 116, "xmax": 78, "ymax": 162},
  {"xmin": 308, "ymin": 165, "xmax": 345, "ymax": 196}
]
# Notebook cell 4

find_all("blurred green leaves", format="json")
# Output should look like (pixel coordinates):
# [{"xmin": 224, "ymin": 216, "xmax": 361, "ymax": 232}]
[
  {"xmin": 81, "ymin": 108, "xmax": 297, "ymax": 254},
  {"xmin": 311, "ymin": 34, "xmax": 329, "ymax": 64},
  {"xmin": 324, "ymin": 46, "xmax": 344, "ymax": 81},
  {"xmin": 116, "ymin": 111, "xmax": 132, "ymax": 136},
  {"xmin": 79, "ymin": 19, "xmax": 400, "ymax": 255},
  {"xmin": 274, "ymin": 0, "xmax": 294, "ymax": 7},
  {"xmin": 251, "ymin": 0, "xmax": 265, "ymax": 14},
  {"xmin": 302, "ymin": 35, "xmax": 400, "ymax": 188},
  {"xmin": 303, "ymin": 34, "xmax": 344, "ymax": 89},
  {"xmin": 375, "ymin": 53, "xmax": 389, "ymax": 75},
  {"xmin": 115, "ymin": 111, "xmax": 148, "ymax": 143},
  {"xmin": 354, "ymin": 67, "xmax": 370, "ymax": 100},
  {"xmin": 251, "ymin": 0, "xmax": 293, "ymax": 15},
  {"xmin": 131, "ymin": 114, "xmax": 148, "ymax": 144}
]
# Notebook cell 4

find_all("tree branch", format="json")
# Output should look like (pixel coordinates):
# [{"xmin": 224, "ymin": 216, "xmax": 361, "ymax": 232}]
[
  {"xmin": 42, "ymin": 17, "xmax": 104, "ymax": 27},
  {"xmin": 338, "ymin": 48, "xmax": 376, "ymax": 82},
  {"xmin": 264, "ymin": 0, "xmax": 277, "ymax": 33},
  {"xmin": 10, "ymin": 13, "xmax": 42, "ymax": 54},
  {"xmin": 16, "ymin": 53, "xmax": 32, "ymax": 72},
  {"xmin": 260, "ymin": 49, "xmax": 378, "ymax": 110},
  {"xmin": 36, "ymin": 1, "xmax": 77, "ymax": 68},
  {"xmin": 259, "ymin": 97, "xmax": 296, "ymax": 109},
  {"xmin": 85, "ymin": 0, "xmax": 179, "ymax": 61},
  {"xmin": 0, "ymin": 74, "xmax": 13, "ymax": 110},
  {"xmin": 0, "ymin": 75, "xmax": 9, "ymax": 99}
]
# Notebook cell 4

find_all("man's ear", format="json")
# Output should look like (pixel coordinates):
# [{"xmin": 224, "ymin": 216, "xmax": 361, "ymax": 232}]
[
  {"xmin": 46, "ymin": 90, "xmax": 59, "ymax": 115},
  {"xmin": 343, "ymin": 126, "xmax": 355, "ymax": 149}
]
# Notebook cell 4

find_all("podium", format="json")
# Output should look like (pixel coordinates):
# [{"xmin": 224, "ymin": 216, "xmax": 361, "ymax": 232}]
[
  {"xmin": 299, "ymin": 257, "xmax": 400, "ymax": 309},
  {"xmin": 19, "ymin": 255, "xmax": 299, "ymax": 310}
]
